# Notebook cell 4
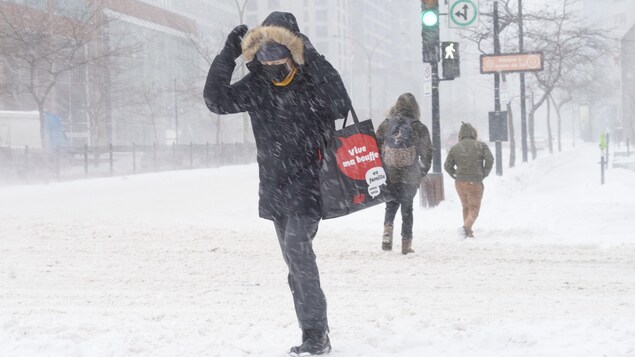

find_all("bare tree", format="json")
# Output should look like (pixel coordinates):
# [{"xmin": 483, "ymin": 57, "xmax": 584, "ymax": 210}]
[
  {"xmin": 183, "ymin": 28, "xmax": 245, "ymax": 145},
  {"xmin": 464, "ymin": 0, "xmax": 610, "ymax": 159},
  {"xmin": 0, "ymin": 1, "xmax": 135, "ymax": 149}
]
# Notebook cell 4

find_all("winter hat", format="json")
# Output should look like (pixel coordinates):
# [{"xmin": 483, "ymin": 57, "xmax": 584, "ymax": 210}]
[{"xmin": 256, "ymin": 41, "xmax": 292, "ymax": 62}]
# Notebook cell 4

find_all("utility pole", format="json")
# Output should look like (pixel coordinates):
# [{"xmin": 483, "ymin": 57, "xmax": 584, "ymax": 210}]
[
  {"xmin": 420, "ymin": 0, "xmax": 444, "ymax": 206},
  {"xmin": 519, "ymin": 0, "xmax": 528, "ymax": 162},
  {"xmin": 494, "ymin": 1, "xmax": 503, "ymax": 176}
]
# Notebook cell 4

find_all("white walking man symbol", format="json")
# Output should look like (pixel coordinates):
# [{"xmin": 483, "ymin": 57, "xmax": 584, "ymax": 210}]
[{"xmin": 444, "ymin": 43, "xmax": 456, "ymax": 59}]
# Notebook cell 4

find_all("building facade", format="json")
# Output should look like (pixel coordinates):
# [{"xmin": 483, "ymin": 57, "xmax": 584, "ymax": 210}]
[{"xmin": 582, "ymin": 0, "xmax": 635, "ymax": 143}]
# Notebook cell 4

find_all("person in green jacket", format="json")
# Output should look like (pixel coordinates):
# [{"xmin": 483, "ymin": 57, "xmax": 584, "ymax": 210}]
[{"xmin": 444, "ymin": 122, "xmax": 494, "ymax": 238}]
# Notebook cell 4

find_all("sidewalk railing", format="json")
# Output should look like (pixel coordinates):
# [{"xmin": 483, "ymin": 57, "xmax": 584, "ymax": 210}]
[{"xmin": 0, "ymin": 142, "xmax": 257, "ymax": 185}]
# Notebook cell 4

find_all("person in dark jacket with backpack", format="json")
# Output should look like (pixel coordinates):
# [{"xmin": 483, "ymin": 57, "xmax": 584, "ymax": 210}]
[
  {"xmin": 444, "ymin": 122, "xmax": 494, "ymax": 239},
  {"xmin": 376, "ymin": 93, "xmax": 433, "ymax": 254},
  {"xmin": 203, "ymin": 12, "xmax": 350, "ymax": 355}
]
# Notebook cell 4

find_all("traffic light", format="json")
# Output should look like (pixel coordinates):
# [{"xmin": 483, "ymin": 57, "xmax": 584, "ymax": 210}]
[
  {"xmin": 441, "ymin": 41, "xmax": 460, "ymax": 79},
  {"xmin": 421, "ymin": 0, "xmax": 439, "ymax": 63}
]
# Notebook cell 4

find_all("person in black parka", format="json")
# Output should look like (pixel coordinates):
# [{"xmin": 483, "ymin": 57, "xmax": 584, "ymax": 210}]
[{"xmin": 203, "ymin": 12, "xmax": 350, "ymax": 355}]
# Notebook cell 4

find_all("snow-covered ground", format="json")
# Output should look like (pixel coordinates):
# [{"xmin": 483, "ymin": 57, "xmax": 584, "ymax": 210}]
[{"xmin": 1, "ymin": 143, "xmax": 634, "ymax": 356}]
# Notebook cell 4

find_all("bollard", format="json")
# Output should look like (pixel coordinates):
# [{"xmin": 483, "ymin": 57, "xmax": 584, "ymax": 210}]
[{"xmin": 600, "ymin": 155, "xmax": 605, "ymax": 185}]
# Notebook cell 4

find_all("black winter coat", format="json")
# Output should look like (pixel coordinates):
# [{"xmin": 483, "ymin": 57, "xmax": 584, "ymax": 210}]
[{"xmin": 203, "ymin": 12, "xmax": 350, "ymax": 221}]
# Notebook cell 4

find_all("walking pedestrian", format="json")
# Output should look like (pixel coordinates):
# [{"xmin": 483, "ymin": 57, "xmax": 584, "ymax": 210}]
[
  {"xmin": 203, "ymin": 12, "xmax": 350, "ymax": 355},
  {"xmin": 376, "ymin": 93, "xmax": 433, "ymax": 254},
  {"xmin": 444, "ymin": 122, "xmax": 494, "ymax": 238}
]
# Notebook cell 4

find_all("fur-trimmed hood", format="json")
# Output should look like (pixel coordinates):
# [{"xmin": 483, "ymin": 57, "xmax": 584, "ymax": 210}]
[{"xmin": 242, "ymin": 12, "xmax": 305, "ymax": 65}]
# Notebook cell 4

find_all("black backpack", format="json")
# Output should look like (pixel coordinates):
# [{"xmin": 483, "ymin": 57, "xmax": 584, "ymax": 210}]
[{"xmin": 383, "ymin": 117, "xmax": 417, "ymax": 168}]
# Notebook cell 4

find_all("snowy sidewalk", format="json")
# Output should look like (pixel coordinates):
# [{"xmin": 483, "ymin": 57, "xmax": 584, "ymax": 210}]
[{"xmin": 1, "ymin": 144, "xmax": 634, "ymax": 356}]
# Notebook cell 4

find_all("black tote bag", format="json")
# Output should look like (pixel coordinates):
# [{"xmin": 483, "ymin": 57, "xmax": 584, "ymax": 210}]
[{"xmin": 320, "ymin": 108, "xmax": 392, "ymax": 219}]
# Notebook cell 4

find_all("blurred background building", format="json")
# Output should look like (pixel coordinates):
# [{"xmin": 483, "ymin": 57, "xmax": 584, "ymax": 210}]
[{"xmin": 1, "ymin": 0, "xmax": 633, "ymax": 151}]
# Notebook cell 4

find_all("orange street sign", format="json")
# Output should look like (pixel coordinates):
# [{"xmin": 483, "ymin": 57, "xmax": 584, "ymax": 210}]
[{"xmin": 480, "ymin": 52, "xmax": 543, "ymax": 74}]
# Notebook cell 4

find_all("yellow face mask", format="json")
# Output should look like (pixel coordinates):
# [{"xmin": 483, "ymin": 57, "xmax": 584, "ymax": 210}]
[{"xmin": 272, "ymin": 66, "xmax": 297, "ymax": 87}]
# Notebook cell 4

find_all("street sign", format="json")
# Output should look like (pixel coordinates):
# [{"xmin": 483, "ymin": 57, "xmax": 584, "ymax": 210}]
[
  {"xmin": 449, "ymin": 0, "xmax": 479, "ymax": 28},
  {"xmin": 423, "ymin": 63, "xmax": 432, "ymax": 96},
  {"xmin": 481, "ymin": 52, "xmax": 543, "ymax": 74},
  {"xmin": 488, "ymin": 111, "xmax": 508, "ymax": 142}
]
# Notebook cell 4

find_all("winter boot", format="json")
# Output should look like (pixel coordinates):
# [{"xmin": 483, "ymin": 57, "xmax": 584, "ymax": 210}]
[
  {"xmin": 401, "ymin": 239, "xmax": 414, "ymax": 255},
  {"xmin": 382, "ymin": 224, "xmax": 393, "ymax": 251},
  {"xmin": 457, "ymin": 226, "xmax": 468, "ymax": 240},
  {"xmin": 289, "ymin": 329, "xmax": 332, "ymax": 355}
]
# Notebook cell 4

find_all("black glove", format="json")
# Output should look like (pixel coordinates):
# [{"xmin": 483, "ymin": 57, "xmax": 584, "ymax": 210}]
[{"xmin": 223, "ymin": 25, "xmax": 248, "ymax": 60}]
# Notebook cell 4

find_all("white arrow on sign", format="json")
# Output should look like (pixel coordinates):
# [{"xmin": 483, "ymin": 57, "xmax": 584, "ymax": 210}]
[{"xmin": 449, "ymin": 0, "xmax": 479, "ymax": 28}]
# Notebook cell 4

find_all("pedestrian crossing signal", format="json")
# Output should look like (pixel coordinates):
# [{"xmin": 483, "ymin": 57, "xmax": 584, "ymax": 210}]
[{"xmin": 442, "ymin": 41, "xmax": 460, "ymax": 79}]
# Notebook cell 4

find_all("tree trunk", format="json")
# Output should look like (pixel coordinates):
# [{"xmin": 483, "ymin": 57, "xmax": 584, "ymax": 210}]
[
  {"xmin": 507, "ymin": 102, "xmax": 515, "ymax": 168},
  {"xmin": 529, "ymin": 95, "xmax": 536, "ymax": 160},
  {"xmin": 556, "ymin": 102, "xmax": 563, "ymax": 152},
  {"xmin": 547, "ymin": 95, "xmax": 553, "ymax": 154},
  {"xmin": 38, "ymin": 105, "xmax": 46, "ymax": 150}
]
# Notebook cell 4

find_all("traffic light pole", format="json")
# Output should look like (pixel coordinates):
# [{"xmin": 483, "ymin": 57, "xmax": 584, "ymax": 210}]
[
  {"xmin": 431, "ymin": 61, "xmax": 441, "ymax": 174},
  {"xmin": 423, "ymin": 60, "xmax": 445, "ymax": 207},
  {"xmin": 494, "ymin": 1, "xmax": 503, "ymax": 176},
  {"xmin": 519, "ymin": 0, "xmax": 528, "ymax": 162},
  {"xmin": 420, "ymin": 0, "xmax": 444, "ymax": 206}
]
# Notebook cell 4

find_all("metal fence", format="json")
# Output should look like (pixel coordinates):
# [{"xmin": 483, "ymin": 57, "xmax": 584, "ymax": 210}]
[{"xmin": 0, "ymin": 143, "xmax": 257, "ymax": 185}]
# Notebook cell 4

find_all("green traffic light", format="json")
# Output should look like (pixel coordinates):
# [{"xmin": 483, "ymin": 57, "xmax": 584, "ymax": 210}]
[{"xmin": 421, "ymin": 10, "xmax": 439, "ymax": 27}]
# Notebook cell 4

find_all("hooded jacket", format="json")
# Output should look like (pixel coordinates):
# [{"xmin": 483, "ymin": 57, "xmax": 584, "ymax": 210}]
[
  {"xmin": 376, "ymin": 94, "xmax": 433, "ymax": 185},
  {"xmin": 203, "ymin": 12, "xmax": 351, "ymax": 220},
  {"xmin": 444, "ymin": 123, "xmax": 494, "ymax": 182}
]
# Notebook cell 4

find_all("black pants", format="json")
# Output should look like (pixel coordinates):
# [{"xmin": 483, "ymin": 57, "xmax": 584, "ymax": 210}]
[
  {"xmin": 274, "ymin": 214, "xmax": 328, "ymax": 331},
  {"xmin": 384, "ymin": 183, "xmax": 419, "ymax": 239}
]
